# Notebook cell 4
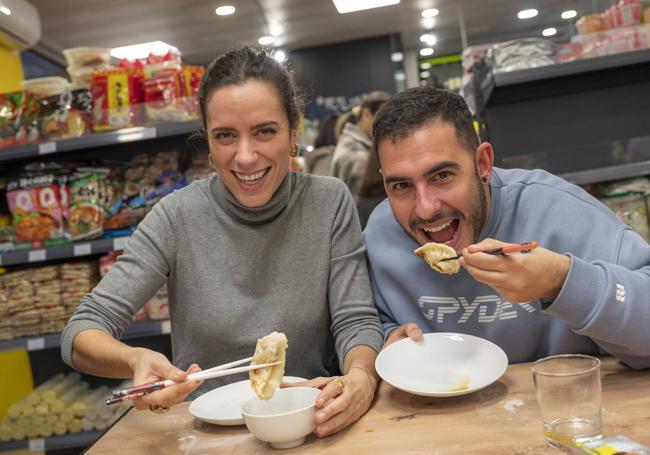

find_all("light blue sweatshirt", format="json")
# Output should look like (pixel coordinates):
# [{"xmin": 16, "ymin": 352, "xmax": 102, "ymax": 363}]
[{"xmin": 364, "ymin": 167, "xmax": 650, "ymax": 368}]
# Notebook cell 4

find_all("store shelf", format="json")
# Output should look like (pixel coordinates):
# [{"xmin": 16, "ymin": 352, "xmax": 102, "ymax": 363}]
[
  {"xmin": 0, "ymin": 236, "xmax": 129, "ymax": 267},
  {"xmin": 0, "ymin": 320, "xmax": 171, "ymax": 353},
  {"xmin": 0, "ymin": 430, "xmax": 102, "ymax": 452},
  {"xmin": 0, "ymin": 120, "xmax": 200, "ymax": 163},
  {"xmin": 560, "ymin": 160, "xmax": 650, "ymax": 186}
]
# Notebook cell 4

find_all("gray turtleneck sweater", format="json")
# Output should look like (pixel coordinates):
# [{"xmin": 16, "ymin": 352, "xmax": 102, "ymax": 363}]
[{"xmin": 61, "ymin": 173, "xmax": 383, "ymax": 397}]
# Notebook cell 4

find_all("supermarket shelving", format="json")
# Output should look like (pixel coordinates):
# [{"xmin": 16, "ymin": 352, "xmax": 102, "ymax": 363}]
[
  {"xmin": 0, "ymin": 430, "xmax": 102, "ymax": 452},
  {"xmin": 0, "ymin": 319, "xmax": 171, "ymax": 353},
  {"xmin": 0, "ymin": 236, "xmax": 130, "ymax": 267},
  {"xmin": 0, "ymin": 120, "xmax": 200, "ymax": 164}
]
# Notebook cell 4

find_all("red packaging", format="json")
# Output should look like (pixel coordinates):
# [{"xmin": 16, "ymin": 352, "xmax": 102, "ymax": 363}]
[{"xmin": 91, "ymin": 68, "xmax": 134, "ymax": 132}]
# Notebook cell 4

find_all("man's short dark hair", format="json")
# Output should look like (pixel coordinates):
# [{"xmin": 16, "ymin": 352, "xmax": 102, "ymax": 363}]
[{"xmin": 372, "ymin": 87, "xmax": 479, "ymax": 159}]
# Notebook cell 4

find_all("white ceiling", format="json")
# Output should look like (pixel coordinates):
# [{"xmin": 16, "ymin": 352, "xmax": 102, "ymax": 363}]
[{"xmin": 29, "ymin": 0, "xmax": 613, "ymax": 66}]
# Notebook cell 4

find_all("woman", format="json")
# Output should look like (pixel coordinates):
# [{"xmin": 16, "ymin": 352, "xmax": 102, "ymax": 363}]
[
  {"xmin": 304, "ymin": 113, "xmax": 338, "ymax": 176},
  {"xmin": 61, "ymin": 47, "xmax": 383, "ymax": 438}
]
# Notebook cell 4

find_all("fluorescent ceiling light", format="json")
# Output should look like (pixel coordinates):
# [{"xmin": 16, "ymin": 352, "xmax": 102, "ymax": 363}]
[
  {"xmin": 542, "ymin": 27, "xmax": 557, "ymax": 37},
  {"xmin": 420, "ymin": 62, "xmax": 432, "ymax": 69},
  {"xmin": 421, "ymin": 8, "xmax": 439, "ymax": 18},
  {"xmin": 269, "ymin": 23, "xmax": 284, "ymax": 37},
  {"xmin": 391, "ymin": 52, "xmax": 403, "ymax": 62},
  {"xmin": 561, "ymin": 9, "xmax": 577, "ymax": 19},
  {"xmin": 420, "ymin": 47, "xmax": 434, "ymax": 56},
  {"xmin": 421, "ymin": 17, "xmax": 435, "ymax": 29},
  {"xmin": 258, "ymin": 36, "xmax": 275, "ymax": 45},
  {"xmin": 273, "ymin": 50, "xmax": 287, "ymax": 62},
  {"xmin": 215, "ymin": 5, "xmax": 235, "ymax": 15},
  {"xmin": 517, "ymin": 9, "xmax": 538, "ymax": 19},
  {"xmin": 420, "ymin": 33, "xmax": 436, "ymax": 45},
  {"xmin": 0, "ymin": 5, "xmax": 11, "ymax": 15},
  {"xmin": 332, "ymin": 0, "xmax": 400, "ymax": 14},
  {"xmin": 395, "ymin": 71, "xmax": 406, "ymax": 81},
  {"xmin": 420, "ymin": 71, "xmax": 431, "ymax": 78},
  {"xmin": 111, "ymin": 41, "xmax": 178, "ymax": 60}
]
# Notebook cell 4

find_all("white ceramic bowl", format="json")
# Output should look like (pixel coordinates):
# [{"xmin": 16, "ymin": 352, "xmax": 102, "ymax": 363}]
[
  {"xmin": 376, "ymin": 332, "xmax": 508, "ymax": 397},
  {"xmin": 241, "ymin": 387, "xmax": 319, "ymax": 449}
]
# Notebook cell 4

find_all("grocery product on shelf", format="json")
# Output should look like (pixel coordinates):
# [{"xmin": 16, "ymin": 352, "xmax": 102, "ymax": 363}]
[
  {"xmin": 600, "ymin": 177, "xmax": 650, "ymax": 243},
  {"xmin": 485, "ymin": 38, "xmax": 556, "ymax": 73},
  {"xmin": 68, "ymin": 171, "xmax": 108, "ymax": 240},
  {"xmin": 0, "ymin": 91, "xmax": 40, "ymax": 147},
  {"xmin": 0, "ymin": 373, "xmax": 131, "ymax": 441}
]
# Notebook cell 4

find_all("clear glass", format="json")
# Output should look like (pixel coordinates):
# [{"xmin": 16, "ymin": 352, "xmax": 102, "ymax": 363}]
[{"xmin": 531, "ymin": 354, "xmax": 602, "ymax": 448}]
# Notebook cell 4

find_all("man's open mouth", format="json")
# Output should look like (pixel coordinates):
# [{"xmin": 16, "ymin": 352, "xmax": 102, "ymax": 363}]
[{"xmin": 420, "ymin": 218, "xmax": 460, "ymax": 244}]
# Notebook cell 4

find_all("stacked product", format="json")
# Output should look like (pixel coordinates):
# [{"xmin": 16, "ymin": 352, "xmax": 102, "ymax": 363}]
[
  {"xmin": 0, "ymin": 260, "xmax": 98, "ymax": 339},
  {"xmin": 0, "ymin": 373, "xmax": 131, "ymax": 441},
  {"xmin": 599, "ymin": 177, "xmax": 650, "ymax": 243}
]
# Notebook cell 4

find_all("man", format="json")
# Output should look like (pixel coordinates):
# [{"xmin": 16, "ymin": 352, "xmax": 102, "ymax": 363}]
[
  {"xmin": 364, "ymin": 87, "xmax": 650, "ymax": 368},
  {"xmin": 330, "ymin": 91, "xmax": 390, "ymax": 197}
]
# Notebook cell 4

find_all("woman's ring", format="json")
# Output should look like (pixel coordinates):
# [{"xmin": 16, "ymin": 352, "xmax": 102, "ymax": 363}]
[{"xmin": 330, "ymin": 377, "xmax": 345, "ymax": 395}]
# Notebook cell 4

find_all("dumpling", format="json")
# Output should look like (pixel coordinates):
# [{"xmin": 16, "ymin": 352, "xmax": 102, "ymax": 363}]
[
  {"xmin": 249, "ymin": 332, "xmax": 288, "ymax": 400},
  {"xmin": 414, "ymin": 242, "xmax": 461, "ymax": 275}
]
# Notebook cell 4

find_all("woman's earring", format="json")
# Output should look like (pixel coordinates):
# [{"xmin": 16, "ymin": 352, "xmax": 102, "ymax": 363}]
[
  {"xmin": 289, "ymin": 144, "xmax": 299, "ymax": 157},
  {"xmin": 481, "ymin": 176, "xmax": 488, "ymax": 183}
]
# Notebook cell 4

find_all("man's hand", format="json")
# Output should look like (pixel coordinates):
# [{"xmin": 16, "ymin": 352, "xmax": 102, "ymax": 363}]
[
  {"xmin": 459, "ymin": 238, "xmax": 571, "ymax": 304},
  {"xmin": 129, "ymin": 348, "xmax": 203, "ymax": 410},
  {"xmin": 383, "ymin": 323, "xmax": 423, "ymax": 348}
]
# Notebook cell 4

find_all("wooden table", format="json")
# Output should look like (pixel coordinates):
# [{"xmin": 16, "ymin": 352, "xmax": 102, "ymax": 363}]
[{"xmin": 87, "ymin": 357, "xmax": 650, "ymax": 454}]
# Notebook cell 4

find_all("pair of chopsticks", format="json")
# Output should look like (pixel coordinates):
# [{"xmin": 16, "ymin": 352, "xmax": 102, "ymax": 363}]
[
  {"xmin": 439, "ymin": 241, "xmax": 538, "ymax": 262},
  {"xmin": 105, "ymin": 356, "xmax": 279, "ymax": 405}
]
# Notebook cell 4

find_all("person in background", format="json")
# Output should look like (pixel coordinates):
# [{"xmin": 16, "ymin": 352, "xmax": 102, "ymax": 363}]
[
  {"xmin": 364, "ymin": 87, "xmax": 650, "ymax": 368},
  {"xmin": 355, "ymin": 149, "xmax": 386, "ymax": 229},
  {"xmin": 330, "ymin": 91, "xmax": 390, "ymax": 198},
  {"xmin": 61, "ymin": 47, "xmax": 384, "ymax": 438},
  {"xmin": 304, "ymin": 113, "xmax": 339, "ymax": 176}
]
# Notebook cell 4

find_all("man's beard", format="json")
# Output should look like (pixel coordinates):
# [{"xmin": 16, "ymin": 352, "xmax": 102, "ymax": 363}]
[{"xmin": 402, "ymin": 174, "xmax": 488, "ymax": 246}]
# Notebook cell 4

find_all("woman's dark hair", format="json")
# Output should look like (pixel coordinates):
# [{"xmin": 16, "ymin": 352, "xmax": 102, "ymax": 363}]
[
  {"xmin": 314, "ymin": 114, "xmax": 339, "ymax": 148},
  {"xmin": 198, "ymin": 46, "xmax": 301, "ymax": 136}
]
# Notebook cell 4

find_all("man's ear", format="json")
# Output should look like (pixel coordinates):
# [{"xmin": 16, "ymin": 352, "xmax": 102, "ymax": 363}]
[{"xmin": 475, "ymin": 142, "xmax": 494, "ymax": 183}]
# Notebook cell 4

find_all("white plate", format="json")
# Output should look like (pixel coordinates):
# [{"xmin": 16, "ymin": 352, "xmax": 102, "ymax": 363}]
[
  {"xmin": 376, "ymin": 332, "xmax": 508, "ymax": 397},
  {"xmin": 189, "ymin": 376, "xmax": 307, "ymax": 425}
]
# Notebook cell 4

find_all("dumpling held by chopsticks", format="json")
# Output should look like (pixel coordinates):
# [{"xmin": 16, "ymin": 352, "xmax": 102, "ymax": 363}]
[
  {"xmin": 250, "ymin": 332, "xmax": 288, "ymax": 400},
  {"xmin": 414, "ymin": 242, "xmax": 461, "ymax": 275}
]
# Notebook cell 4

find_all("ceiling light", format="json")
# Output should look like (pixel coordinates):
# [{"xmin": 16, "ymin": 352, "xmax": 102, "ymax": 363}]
[
  {"xmin": 395, "ymin": 71, "xmax": 406, "ymax": 81},
  {"xmin": 258, "ymin": 36, "xmax": 275, "ymax": 45},
  {"xmin": 273, "ymin": 50, "xmax": 287, "ymax": 62},
  {"xmin": 420, "ymin": 71, "xmax": 431, "ymax": 78},
  {"xmin": 420, "ymin": 34, "xmax": 436, "ymax": 45},
  {"xmin": 517, "ymin": 9, "xmax": 538, "ymax": 19},
  {"xmin": 421, "ymin": 8, "xmax": 439, "ymax": 18},
  {"xmin": 391, "ymin": 52, "xmax": 404, "ymax": 62},
  {"xmin": 542, "ymin": 27, "xmax": 557, "ymax": 37},
  {"xmin": 561, "ymin": 9, "xmax": 577, "ymax": 19},
  {"xmin": 420, "ymin": 62, "xmax": 432, "ymax": 69},
  {"xmin": 421, "ymin": 17, "xmax": 435, "ymax": 29},
  {"xmin": 0, "ymin": 5, "xmax": 11, "ymax": 15},
  {"xmin": 111, "ymin": 41, "xmax": 178, "ymax": 60},
  {"xmin": 332, "ymin": 0, "xmax": 400, "ymax": 14},
  {"xmin": 215, "ymin": 5, "xmax": 235, "ymax": 15},
  {"xmin": 419, "ymin": 47, "xmax": 434, "ymax": 56},
  {"xmin": 269, "ymin": 23, "xmax": 284, "ymax": 37}
]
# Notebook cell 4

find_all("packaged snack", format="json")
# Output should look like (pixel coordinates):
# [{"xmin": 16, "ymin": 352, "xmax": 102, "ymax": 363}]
[
  {"xmin": 0, "ymin": 91, "xmax": 40, "ymax": 148},
  {"xmin": 6, "ymin": 173, "xmax": 69, "ymax": 246},
  {"xmin": 178, "ymin": 65, "xmax": 205, "ymax": 119},
  {"xmin": 91, "ymin": 68, "xmax": 135, "ymax": 132},
  {"xmin": 68, "ymin": 172, "xmax": 107, "ymax": 240},
  {"xmin": 143, "ymin": 51, "xmax": 186, "ymax": 122},
  {"xmin": 63, "ymin": 47, "xmax": 111, "ymax": 68}
]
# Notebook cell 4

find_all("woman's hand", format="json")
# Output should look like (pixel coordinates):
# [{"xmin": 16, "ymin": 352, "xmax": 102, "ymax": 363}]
[
  {"xmin": 285, "ymin": 366, "xmax": 377, "ymax": 437},
  {"xmin": 129, "ymin": 348, "xmax": 203, "ymax": 410}
]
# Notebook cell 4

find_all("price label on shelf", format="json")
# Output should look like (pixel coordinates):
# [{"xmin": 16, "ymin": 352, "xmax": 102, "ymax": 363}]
[
  {"xmin": 28, "ymin": 249, "xmax": 46, "ymax": 262},
  {"xmin": 73, "ymin": 243, "xmax": 92, "ymax": 256},
  {"xmin": 113, "ymin": 237, "xmax": 127, "ymax": 251},
  {"xmin": 29, "ymin": 438, "xmax": 45, "ymax": 451},
  {"xmin": 27, "ymin": 337, "xmax": 45, "ymax": 351},
  {"xmin": 38, "ymin": 142, "xmax": 57, "ymax": 155}
]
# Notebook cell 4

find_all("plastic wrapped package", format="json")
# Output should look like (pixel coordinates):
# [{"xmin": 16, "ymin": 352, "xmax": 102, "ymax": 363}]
[
  {"xmin": 91, "ymin": 68, "xmax": 138, "ymax": 132},
  {"xmin": 68, "ymin": 172, "xmax": 107, "ymax": 240},
  {"xmin": 486, "ymin": 38, "xmax": 556, "ymax": 73},
  {"xmin": 145, "ymin": 285, "xmax": 169, "ymax": 320},
  {"xmin": 6, "ymin": 172, "xmax": 69, "ymax": 246},
  {"xmin": 0, "ymin": 91, "xmax": 40, "ymax": 148},
  {"xmin": 143, "ymin": 51, "xmax": 188, "ymax": 122},
  {"xmin": 63, "ymin": 48, "xmax": 111, "ymax": 68},
  {"xmin": 602, "ymin": 192, "xmax": 650, "ymax": 243}
]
